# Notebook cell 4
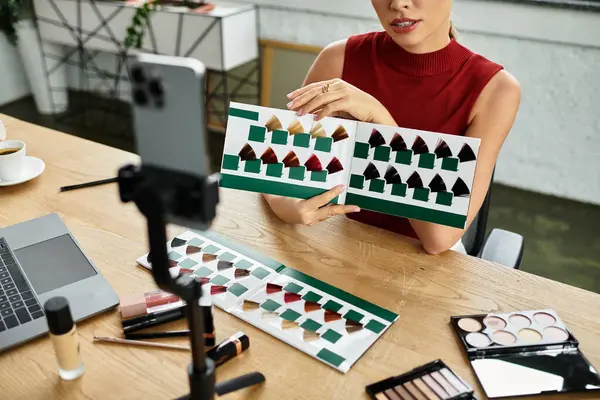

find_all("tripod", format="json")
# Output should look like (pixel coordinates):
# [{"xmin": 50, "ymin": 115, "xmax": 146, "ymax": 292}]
[{"xmin": 118, "ymin": 164, "xmax": 265, "ymax": 400}]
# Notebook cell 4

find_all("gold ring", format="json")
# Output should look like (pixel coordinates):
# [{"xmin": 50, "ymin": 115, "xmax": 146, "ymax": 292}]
[{"xmin": 322, "ymin": 83, "xmax": 330, "ymax": 93}]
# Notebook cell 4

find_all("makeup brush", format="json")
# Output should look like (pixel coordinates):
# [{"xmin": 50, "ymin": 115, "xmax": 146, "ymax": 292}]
[
  {"xmin": 260, "ymin": 147, "xmax": 278, "ymax": 164},
  {"xmin": 435, "ymin": 139, "xmax": 453, "ymax": 159},
  {"xmin": 238, "ymin": 144, "xmax": 257, "ymax": 161},
  {"xmin": 93, "ymin": 336, "xmax": 190, "ymax": 351},
  {"xmin": 332, "ymin": 125, "xmax": 349, "ymax": 142},
  {"xmin": 407, "ymin": 171, "xmax": 424, "ymax": 188},
  {"xmin": 309, "ymin": 123, "xmax": 326, "ymax": 138},
  {"xmin": 326, "ymin": 157, "xmax": 344, "ymax": 175},
  {"xmin": 266, "ymin": 283, "xmax": 283, "ymax": 294},
  {"xmin": 390, "ymin": 133, "xmax": 407, "ymax": 152},
  {"xmin": 210, "ymin": 285, "xmax": 227, "ymax": 295},
  {"xmin": 384, "ymin": 165, "xmax": 402, "ymax": 185},
  {"xmin": 284, "ymin": 292, "xmax": 302, "ymax": 303},
  {"xmin": 429, "ymin": 174, "xmax": 447, "ymax": 193},
  {"xmin": 265, "ymin": 115, "xmax": 282, "ymax": 132},
  {"xmin": 452, "ymin": 177, "xmax": 471, "ymax": 197},
  {"xmin": 369, "ymin": 129, "xmax": 386, "ymax": 148},
  {"xmin": 217, "ymin": 261, "xmax": 234, "ymax": 271},
  {"xmin": 304, "ymin": 154, "xmax": 323, "ymax": 172},
  {"xmin": 171, "ymin": 238, "xmax": 186, "ymax": 247},
  {"xmin": 186, "ymin": 245, "xmax": 202, "ymax": 255},
  {"xmin": 458, "ymin": 143, "xmax": 476, "ymax": 162},
  {"xmin": 288, "ymin": 119, "xmax": 304, "ymax": 135},
  {"xmin": 283, "ymin": 151, "xmax": 300, "ymax": 168},
  {"xmin": 363, "ymin": 162, "xmax": 380, "ymax": 181},
  {"xmin": 411, "ymin": 136, "xmax": 429, "ymax": 155},
  {"xmin": 202, "ymin": 253, "xmax": 217, "ymax": 263}
]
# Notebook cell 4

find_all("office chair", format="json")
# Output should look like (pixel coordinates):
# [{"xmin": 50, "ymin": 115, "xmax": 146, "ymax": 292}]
[{"xmin": 461, "ymin": 177, "xmax": 524, "ymax": 269}]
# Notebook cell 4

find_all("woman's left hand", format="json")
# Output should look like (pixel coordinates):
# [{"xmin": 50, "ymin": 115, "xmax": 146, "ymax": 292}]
[{"xmin": 286, "ymin": 78, "xmax": 396, "ymax": 125}]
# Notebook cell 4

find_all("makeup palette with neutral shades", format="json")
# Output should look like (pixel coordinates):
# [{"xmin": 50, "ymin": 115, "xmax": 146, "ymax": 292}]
[
  {"xmin": 366, "ymin": 359, "xmax": 476, "ymax": 400},
  {"xmin": 451, "ymin": 309, "xmax": 600, "ymax": 398}
]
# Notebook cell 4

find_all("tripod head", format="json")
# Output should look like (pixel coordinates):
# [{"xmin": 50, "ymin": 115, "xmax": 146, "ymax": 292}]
[{"xmin": 118, "ymin": 53, "xmax": 264, "ymax": 400}]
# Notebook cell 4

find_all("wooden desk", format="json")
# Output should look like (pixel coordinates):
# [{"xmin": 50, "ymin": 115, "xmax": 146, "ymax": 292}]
[{"xmin": 1, "ymin": 114, "xmax": 599, "ymax": 400}]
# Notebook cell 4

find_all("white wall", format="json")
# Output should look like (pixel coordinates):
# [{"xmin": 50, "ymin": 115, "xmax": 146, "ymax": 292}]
[{"xmin": 0, "ymin": 33, "xmax": 30, "ymax": 106}]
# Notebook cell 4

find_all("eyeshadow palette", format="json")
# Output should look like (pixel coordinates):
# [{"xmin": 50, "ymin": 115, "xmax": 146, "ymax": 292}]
[
  {"xmin": 451, "ymin": 310, "xmax": 600, "ymax": 398},
  {"xmin": 137, "ymin": 229, "xmax": 398, "ymax": 373},
  {"xmin": 366, "ymin": 359, "xmax": 476, "ymax": 400}
]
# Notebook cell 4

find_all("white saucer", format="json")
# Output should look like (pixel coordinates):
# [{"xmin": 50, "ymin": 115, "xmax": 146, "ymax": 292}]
[{"xmin": 0, "ymin": 156, "xmax": 45, "ymax": 186}]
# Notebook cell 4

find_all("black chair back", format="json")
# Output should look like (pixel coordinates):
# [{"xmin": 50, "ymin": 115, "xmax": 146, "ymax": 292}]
[{"xmin": 462, "ymin": 179, "xmax": 493, "ymax": 256}]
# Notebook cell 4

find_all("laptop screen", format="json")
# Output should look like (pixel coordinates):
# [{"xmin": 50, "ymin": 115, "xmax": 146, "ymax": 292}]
[{"xmin": 14, "ymin": 234, "xmax": 97, "ymax": 295}]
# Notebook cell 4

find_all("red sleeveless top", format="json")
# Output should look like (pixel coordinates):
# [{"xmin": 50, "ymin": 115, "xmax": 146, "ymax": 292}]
[{"xmin": 342, "ymin": 31, "xmax": 503, "ymax": 239}]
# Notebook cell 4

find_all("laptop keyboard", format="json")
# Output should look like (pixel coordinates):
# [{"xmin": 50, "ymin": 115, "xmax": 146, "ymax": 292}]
[{"xmin": 0, "ymin": 238, "xmax": 45, "ymax": 332}]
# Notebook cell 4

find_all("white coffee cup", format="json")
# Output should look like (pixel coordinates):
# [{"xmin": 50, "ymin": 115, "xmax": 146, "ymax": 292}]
[{"xmin": 0, "ymin": 140, "xmax": 26, "ymax": 181}]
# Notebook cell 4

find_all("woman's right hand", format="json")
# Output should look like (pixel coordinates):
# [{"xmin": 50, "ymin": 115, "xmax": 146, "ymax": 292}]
[{"xmin": 263, "ymin": 185, "xmax": 360, "ymax": 226}]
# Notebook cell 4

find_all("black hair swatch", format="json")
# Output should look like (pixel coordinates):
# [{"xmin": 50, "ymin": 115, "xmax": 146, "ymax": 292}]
[
  {"xmin": 363, "ymin": 162, "xmax": 380, "ymax": 181},
  {"xmin": 384, "ymin": 165, "xmax": 402, "ymax": 185},
  {"xmin": 411, "ymin": 136, "xmax": 429, "ymax": 155},
  {"xmin": 369, "ymin": 129, "xmax": 386, "ymax": 148},
  {"xmin": 458, "ymin": 143, "xmax": 476, "ymax": 163},
  {"xmin": 238, "ymin": 144, "xmax": 256, "ymax": 161},
  {"xmin": 429, "ymin": 174, "xmax": 447, "ymax": 193},
  {"xmin": 434, "ymin": 140, "xmax": 453, "ymax": 159},
  {"xmin": 390, "ymin": 133, "xmax": 407, "ymax": 152},
  {"xmin": 171, "ymin": 238, "xmax": 186, "ymax": 248},
  {"xmin": 452, "ymin": 177, "xmax": 471, "ymax": 197},
  {"xmin": 407, "ymin": 171, "xmax": 424, "ymax": 188}
]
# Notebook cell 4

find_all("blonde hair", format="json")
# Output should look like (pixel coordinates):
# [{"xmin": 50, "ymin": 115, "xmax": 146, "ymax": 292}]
[{"xmin": 449, "ymin": 21, "xmax": 458, "ymax": 40}]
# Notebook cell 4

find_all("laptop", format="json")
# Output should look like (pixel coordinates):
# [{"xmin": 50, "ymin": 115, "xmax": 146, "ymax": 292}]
[{"xmin": 0, "ymin": 213, "xmax": 119, "ymax": 351}]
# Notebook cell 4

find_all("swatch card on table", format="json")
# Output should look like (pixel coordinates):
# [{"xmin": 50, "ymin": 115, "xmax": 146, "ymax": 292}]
[
  {"xmin": 220, "ymin": 102, "xmax": 481, "ymax": 228},
  {"xmin": 137, "ymin": 230, "xmax": 398, "ymax": 373}
]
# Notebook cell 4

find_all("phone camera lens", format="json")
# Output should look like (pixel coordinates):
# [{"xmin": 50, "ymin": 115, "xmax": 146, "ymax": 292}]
[
  {"xmin": 149, "ymin": 79, "xmax": 164, "ymax": 97},
  {"xmin": 133, "ymin": 89, "xmax": 148, "ymax": 106},
  {"xmin": 131, "ymin": 66, "xmax": 145, "ymax": 83}
]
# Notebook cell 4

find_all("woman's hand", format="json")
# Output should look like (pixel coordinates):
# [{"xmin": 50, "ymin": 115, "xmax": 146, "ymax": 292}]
[
  {"xmin": 263, "ymin": 185, "xmax": 360, "ymax": 226},
  {"xmin": 286, "ymin": 78, "xmax": 396, "ymax": 125}
]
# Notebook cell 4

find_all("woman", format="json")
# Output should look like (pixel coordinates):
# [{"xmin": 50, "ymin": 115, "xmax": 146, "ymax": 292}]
[{"xmin": 263, "ymin": 0, "xmax": 521, "ymax": 255}]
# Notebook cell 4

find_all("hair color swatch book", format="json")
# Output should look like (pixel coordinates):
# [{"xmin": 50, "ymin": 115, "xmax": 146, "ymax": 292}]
[
  {"xmin": 136, "ymin": 230, "xmax": 398, "ymax": 373},
  {"xmin": 220, "ymin": 102, "xmax": 481, "ymax": 229}
]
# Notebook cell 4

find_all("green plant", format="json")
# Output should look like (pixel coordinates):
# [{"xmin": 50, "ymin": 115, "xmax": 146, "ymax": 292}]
[{"xmin": 0, "ymin": 0, "xmax": 29, "ymax": 45}]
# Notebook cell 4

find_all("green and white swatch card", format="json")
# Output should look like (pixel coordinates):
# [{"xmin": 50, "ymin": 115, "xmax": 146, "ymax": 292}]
[
  {"xmin": 137, "ymin": 230, "xmax": 398, "ymax": 373},
  {"xmin": 220, "ymin": 102, "xmax": 481, "ymax": 229}
]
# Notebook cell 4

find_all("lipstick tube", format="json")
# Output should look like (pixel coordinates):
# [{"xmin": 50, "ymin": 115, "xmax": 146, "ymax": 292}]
[
  {"xmin": 206, "ymin": 331, "xmax": 249, "ymax": 367},
  {"xmin": 120, "ymin": 289, "xmax": 182, "ymax": 319}
]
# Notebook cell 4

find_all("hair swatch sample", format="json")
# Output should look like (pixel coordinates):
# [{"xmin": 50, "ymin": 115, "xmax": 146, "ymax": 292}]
[
  {"xmin": 369, "ymin": 129, "xmax": 386, "ymax": 148},
  {"xmin": 243, "ymin": 299, "xmax": 260, "ymax": 312},
  {"xmin": 332, "ymin": 125, "xmax": 349, "ymax": 142},
  {"xmin": 363, "ymin": 162, "xmax": 380, "ymax": 181},
  {"xmin": 196, "ymin": 277, "xmax": 209, "ymax": 285},
  {"xmin": 346, "ymin": 319, "xmax": 363, "ymax": 334},
  {"xmin": 309, "ymin": 123, "xmax": 326, "ymax": 138},
  {"xmin": 407, "ymin": 171, "xmax": 424, "ymax": 188},
  {"xmin": 186, "ymin": 245, "xmax": 202, "ymax": 255},
  {"xmin": 179, "ymin": 268, "xmax": 194, "ymax": 275},
  {"xmin": 411, "ymin": 136, "xmax": 429, "ymax": 155},
  {"xmin": 303, "ymin": 330, "xmax": 320, "ymax": 342},
  {"xmin": 435, "ymin": 139, "xmax": 453, "ymax": 159},
  {"xmin": 210, "ymin": 285, "xmax": 227, "ymax": 295},
  {"xmin": 234, "ymin": 268, "xmax": 250, "ymax": 279},
  {"xmin": 384, "ymin": 165, "xmax": 402, "ymax": 185},
  {"xmin": 265, "ymin": 115, "xmax": 282, "ymax": 132},
  {"xmin": 458, "ymin": 143, "xmax": 476, "ymax": 163},
  {"xmin": 304, "ymin": 154, "xmax": 323, "ymax": 172},
  {"xmin": 282, "ymin": 151, "xmax": 300, "ymax": 168},
  {"xmin": 304, "ymin": 301, "xmax": 321, "ymax": 313},
  {"xmin": 202, "ymin": 253, "xmax": 217, "ymax": 263},
  {"xmin": 326, "ymin": 157, "xmax": 344, "ymax": 175},
  {"xmin": 288, "ymin": 119, "xmax": 304, "ymax": 135},
  {"xmin": 260, "ymin": 147, "xmax": 278, "ymax": 164},
  {"xmin": 168, "ymin": 260, "xmax": 178, "ymax": 268},
  {"xmin": 452, "ymin": 178, "xmax": 470, "ymax": 197},
  {"xmin": 390, "ymin": 133, "xmax": 407, "ymax": 152},
  {"xmin": 282, "ymin": 320, "xmax": 300, "ymax": 330},
  {"xmin": 266, "ymin": 283, "xmax": 283, "ymax": 294},
  {"xmin": 238, "ymin": 144, "xmax": 257, "ymax": 161},
  {"xmin": 217, "ymin": 261, "xmax": 234, "ymax": 271},
  {"xmin": 324, "ymin": 310, "xmax": 342, "ymax": 323},
  {"xmin": 171, "ymin": 238, "xmax": 186, "ymax": 248},
  {"xmin": 428, "ymin": 174, "xmax": 447, "ymax": 193},
  {"xmin": 284, "ymin": 292, "xmax": 302, "ymax": 303},
  {"xmin": 262, "ymin": 311, "xmax": 279, "ymax": 320}
]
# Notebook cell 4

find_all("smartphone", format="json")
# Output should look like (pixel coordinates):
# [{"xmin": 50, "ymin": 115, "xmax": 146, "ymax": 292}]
[{"xmin": 127, "ymin": 53, "xmax": 209, "ymax": 179}]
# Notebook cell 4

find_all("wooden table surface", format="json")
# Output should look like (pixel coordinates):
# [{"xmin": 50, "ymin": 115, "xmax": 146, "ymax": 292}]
[{"xmin": 1, "ymin": 114, "xmax": 600, "ymax": 400}]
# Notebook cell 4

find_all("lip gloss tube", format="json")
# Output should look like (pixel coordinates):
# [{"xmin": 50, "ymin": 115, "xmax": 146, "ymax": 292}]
[{"xmin": 120, "ymin": 289, "xmax": 182, "ymax": 319}]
